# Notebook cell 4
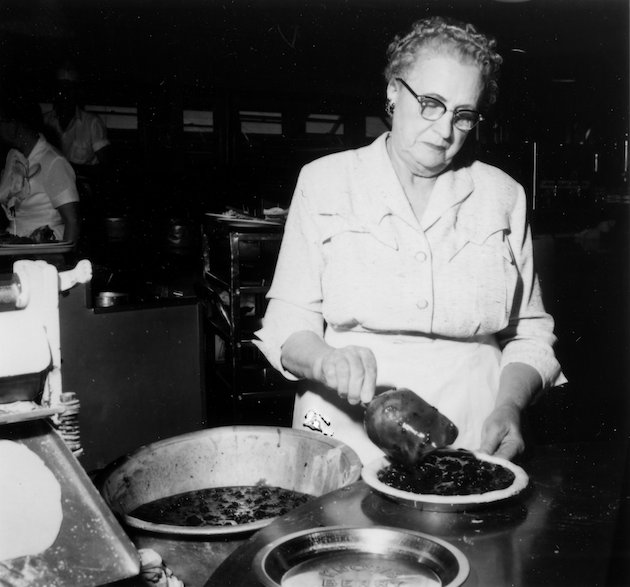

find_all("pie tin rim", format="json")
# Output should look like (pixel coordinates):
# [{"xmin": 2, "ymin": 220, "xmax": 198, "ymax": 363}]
[
  {"xmin": 361, "ymin": 450, "xmax": 529, "ymax": 509},
  {"xmin": 252, "ymin": 525, "xmax": 470, "ymax": 587}
]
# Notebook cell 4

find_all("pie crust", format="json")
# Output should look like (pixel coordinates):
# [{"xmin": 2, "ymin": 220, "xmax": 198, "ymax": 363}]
[
  {"xmin": 0, "ymin": 440, "xmax": 63, "ymax": 560},
  {"xmin": 362, "ymin": 450, "xmax": 529, "ymax": 508}
]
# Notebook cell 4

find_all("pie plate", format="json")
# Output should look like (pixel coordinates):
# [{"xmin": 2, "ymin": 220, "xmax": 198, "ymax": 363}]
[
  {"xmin": 0, "ymin": 241, "xmax": 74, "ymax": 255},
  {"xmin": 205, "ymin": 213, "xmax": 282, "ymax": 228},
  {"xmin": 121, "ymin": 512, "xmax": 271, "ymax": 536},
  {"xmin": 0, "ymin": 240, "xmax": 71, "ymax": 248},
  {"xmin": 253, "ymin": 525, "xmax": 469, "ymax": 587},
  {"xmin": 362, "ymin": 451, "xmax": 530, "ymax": 512}
]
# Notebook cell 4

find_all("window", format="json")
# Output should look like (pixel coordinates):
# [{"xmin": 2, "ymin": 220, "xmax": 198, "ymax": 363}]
[
  {"xmin": 184, "ymin": 109, "xmax": 214, "ymax": 133},
  {"xmin": 240, "ymin": 111, "xmax": 282, "ymax": 136},
  {"xmin": 366, "ymin": 116, "xmax": 389, "ymax": 138},
  {"xmin": 306, "ymin": 114, "xmax": 343, "ymax": 135},
  {"xmin": 41, "ymin": 103, "xmax": 138, "ymax": 130},
  {"xmin": 86, "ymin": 105, "xmax": 138, "ymax": 130}
]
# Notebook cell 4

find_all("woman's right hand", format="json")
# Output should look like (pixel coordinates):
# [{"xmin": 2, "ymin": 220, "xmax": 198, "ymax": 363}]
[
  {"xmin": 280, "ymin": 331, "xmax": 377, "ymax": 406},
  {"xmin": 313, "ymin": 345, "xmax": 377, "ymax": 406}
]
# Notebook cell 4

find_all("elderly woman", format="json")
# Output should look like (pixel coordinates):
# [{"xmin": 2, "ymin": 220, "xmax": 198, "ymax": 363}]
[
  {"xmin": 0, "ymin": 89, "xmax": 81, "ymax": 244},
  {"xmin": 255, "ymin": 16, "xmax": 566, "ymax": 464}
]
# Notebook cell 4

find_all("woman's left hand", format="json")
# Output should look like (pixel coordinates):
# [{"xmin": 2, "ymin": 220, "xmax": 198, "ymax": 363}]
[
  {"xmin": 478, "ymin": 362, "xmax": 542, "ymax": 461},
  {"xmin": 478, "ymin": 403, "xmax": 524, "ymax": 461}
]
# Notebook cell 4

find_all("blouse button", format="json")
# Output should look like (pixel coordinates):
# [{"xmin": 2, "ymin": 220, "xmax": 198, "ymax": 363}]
[
  {"xmin": 415, "ymin": 251, "xmax": 427, "ymax": 262},
  {"xmin": 416, "ymin": 299, "xmax": 429, "ymax": 310}
]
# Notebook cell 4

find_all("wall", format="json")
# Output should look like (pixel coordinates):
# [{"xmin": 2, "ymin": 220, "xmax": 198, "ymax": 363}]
[
  {"xmin": 0, "ymin": 0, "xmax": 627, "ymax": 218},
  {"xmin": 59, "ymin": 283, "xmax": 206, "ymax": 472}
]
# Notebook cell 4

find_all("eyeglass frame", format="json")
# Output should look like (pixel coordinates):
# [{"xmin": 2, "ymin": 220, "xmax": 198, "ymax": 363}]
[{"xmin": 395, "ymin": 77, "xmax": 484, "ymax": 132}]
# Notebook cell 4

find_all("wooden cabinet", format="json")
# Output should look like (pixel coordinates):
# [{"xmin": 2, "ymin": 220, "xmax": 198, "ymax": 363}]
[{"xmin": 199, "ymin": 219, "xmax": 296, "ymax": 426}]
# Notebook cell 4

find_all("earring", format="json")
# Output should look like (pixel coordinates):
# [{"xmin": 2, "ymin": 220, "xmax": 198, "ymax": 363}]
[{"xmin": 385, "ymin": 100, "xmax": 395, "ymax": 117}]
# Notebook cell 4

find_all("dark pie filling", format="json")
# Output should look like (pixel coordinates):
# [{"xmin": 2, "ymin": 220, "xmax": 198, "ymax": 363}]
[
  {"xmin": 130, "ymin": 485, "xmax": 314, "ymax": 527},
  {"xmin": 377, "ymin": 451, "xmax": 516, "ymax": 496}
]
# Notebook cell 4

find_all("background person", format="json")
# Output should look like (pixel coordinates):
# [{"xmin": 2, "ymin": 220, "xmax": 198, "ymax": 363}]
[
  {"xmin": 0, "ymin": 88, "xmax": 81, "ymax": 244},
  {"xmin": 43, "ymin": 62, "xmax": 112, "ymax": 175},
  {"xmin": 44, "ymin": 62, "xmax": 113, "ymax": 239},
  {"xmin": 255, "ymin": 16, "xmax": 566, "ymax": 464}
]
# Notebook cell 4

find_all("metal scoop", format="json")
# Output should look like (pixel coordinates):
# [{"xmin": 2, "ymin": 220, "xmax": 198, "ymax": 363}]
[{"xmin": 364, "ymin": 388, "xmax": 459, "ymax": 469}]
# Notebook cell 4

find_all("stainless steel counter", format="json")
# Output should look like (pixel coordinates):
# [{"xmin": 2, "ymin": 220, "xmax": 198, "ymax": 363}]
[
  {"xmin": 0, "ymin": 420, "xmax": 140, "ymax": 587},
  {"xmin": 206, "ymin": 441, "xmax": 629, "ymax": 587}
]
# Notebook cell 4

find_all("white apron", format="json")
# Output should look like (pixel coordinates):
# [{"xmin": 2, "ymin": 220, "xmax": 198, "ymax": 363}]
[{"xmin": 293, "ymin": 328, "xmax": 501, "ymax": 464}]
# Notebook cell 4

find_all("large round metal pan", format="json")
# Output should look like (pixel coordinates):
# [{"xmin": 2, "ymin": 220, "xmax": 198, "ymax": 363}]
[
  {"xmin": 96, "ymin": 426, "xmax": 361, "ymax": 536},
  {"xmin": 253, "ymin": 525, "xmax": 469, "ymax": 587}
]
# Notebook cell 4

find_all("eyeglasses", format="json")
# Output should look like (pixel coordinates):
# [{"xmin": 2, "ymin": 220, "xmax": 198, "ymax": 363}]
[{"xmin": 396, "ymin": 78, "xmax": 484, "ymax": 132}]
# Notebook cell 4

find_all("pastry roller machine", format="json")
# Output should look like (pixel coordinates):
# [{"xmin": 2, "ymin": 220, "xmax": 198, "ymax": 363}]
[{"xmin": 0, "ymin": 259, "xmax": 140, "ymax": 587}]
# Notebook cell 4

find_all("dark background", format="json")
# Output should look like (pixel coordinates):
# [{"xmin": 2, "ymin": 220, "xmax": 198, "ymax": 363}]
[
  {"xmin": 1, "ymin": 0, "xmax": 627, "ymax": 121},
  {"xmin": 0, "ymin": 0, "xmax": 628, "ymax": 214}
]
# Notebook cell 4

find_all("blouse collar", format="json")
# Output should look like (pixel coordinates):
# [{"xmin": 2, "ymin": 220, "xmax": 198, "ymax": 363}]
[
  {"xmin": 27, "ymin": 135, "xmax": 48, "ymax": 165},
  {"xmin": 361, "ymin": 132, "xmax": 475, "ymax": 232}
]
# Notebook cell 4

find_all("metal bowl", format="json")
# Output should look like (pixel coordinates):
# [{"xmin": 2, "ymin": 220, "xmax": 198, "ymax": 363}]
[
  {"xmin": 104, "ymin": 217, "xmax": 134, "ymax": 242},
  {"xmin": 162, "ymin": 218, "xmax": 195, "ymax": 248},
  {"xmin": 96, "ymin": 426, "xmax": 362, "ymax": 536},
  {"xmin": 95, "ymin": 291, "xmax": 129, "ymax": 308},
  {"xmin": 253, "ymin": 526, "xmax": 469, "ymax": 587}
]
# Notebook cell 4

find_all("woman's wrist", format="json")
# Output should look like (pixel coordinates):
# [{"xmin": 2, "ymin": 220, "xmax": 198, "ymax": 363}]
[
  {"xmin": 496, "ymin": 362, "xmax": 542, "ymax": 411},
  {"xmin": 280, "ymin": 331, "xmax": 331, "ymax": 382}
]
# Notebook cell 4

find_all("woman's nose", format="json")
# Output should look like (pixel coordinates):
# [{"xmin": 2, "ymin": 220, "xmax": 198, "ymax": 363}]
[{"xmin": 432, "ymin": 111, "xmax": 456, "ymax": 139}]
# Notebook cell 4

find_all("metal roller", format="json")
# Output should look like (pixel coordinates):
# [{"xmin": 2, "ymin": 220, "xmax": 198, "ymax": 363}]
[{"xmin": 0, "ymin": 274, "xmax": 21, "ymax": 305}]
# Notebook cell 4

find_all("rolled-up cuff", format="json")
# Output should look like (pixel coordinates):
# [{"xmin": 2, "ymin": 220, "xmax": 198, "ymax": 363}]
[
  {"xmin": 254, "ymin": 298, "xmax": 325, "ymax": 380},
  {"xmin": 500, "ymin": 343, "xmax": 568, "ymax": 390}
]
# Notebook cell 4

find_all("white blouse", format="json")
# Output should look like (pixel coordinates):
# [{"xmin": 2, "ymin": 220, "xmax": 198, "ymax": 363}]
[
  {"xmin": 5, "ymin": 137, "xmax": 79, "ymax": 240},
  {"xmin": 255, "ymin": 133, "xmax": 565, "ymax": 391}
]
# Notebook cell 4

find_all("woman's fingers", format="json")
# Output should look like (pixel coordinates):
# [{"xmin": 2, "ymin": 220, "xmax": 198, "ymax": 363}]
[
  {"xmin": 336, "ymin": 349, "xmax": 365, "ymax": 404},
  {"xmin": 357, "ymin": 347, "xmax": 377, "ymax": 405},
  {"xmin": 318, "ymin": 352, "xmax": 340, "ymax": 390},
  {"xmin": 478, "ymin": 406, "xmax": 525, "ymax": 461},
  {"xmin": 319, "ymin": 345, "xmax": 377, "ymax": 405}
]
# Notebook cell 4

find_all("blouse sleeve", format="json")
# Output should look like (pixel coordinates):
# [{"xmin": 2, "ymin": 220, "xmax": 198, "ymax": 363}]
[
  {"xmin": 89, "ymin": 114, "xmax": 110, "ymax": 153},
  {"xmin": 497, "ymin": 189, "xmax": 567, "ymax": 390},
  {"xmin": 44, "ymin": 156, "xmax": 79, "ymax": 208},
  {"xmin": 253, "ymin": 168, "xmax": 326, "ymax": 378}
]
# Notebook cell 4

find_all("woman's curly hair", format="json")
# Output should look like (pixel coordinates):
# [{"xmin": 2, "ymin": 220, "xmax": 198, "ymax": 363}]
[{"xmin": 384, "ymin": 16, "xmax": 503, "ymax": 112}]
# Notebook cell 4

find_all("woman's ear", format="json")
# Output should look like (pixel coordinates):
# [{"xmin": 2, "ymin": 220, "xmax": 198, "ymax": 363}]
[{"xmin": 386, "ymin": 79, "xmax": 398, "ymax": 105}]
